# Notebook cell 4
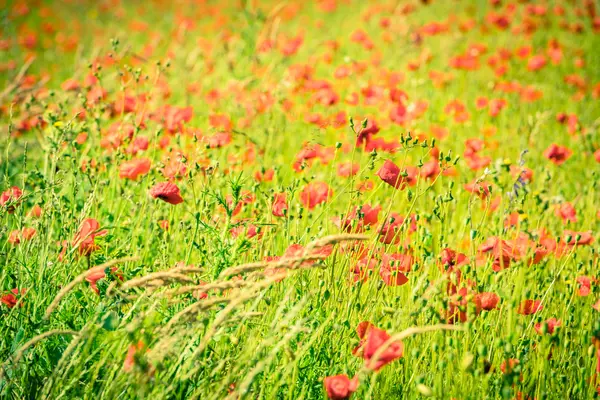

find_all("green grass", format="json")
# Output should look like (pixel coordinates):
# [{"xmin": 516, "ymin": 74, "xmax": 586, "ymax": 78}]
[{"xmin": 1, "ymin": 0, "xmax": 600, "ymax": 399}]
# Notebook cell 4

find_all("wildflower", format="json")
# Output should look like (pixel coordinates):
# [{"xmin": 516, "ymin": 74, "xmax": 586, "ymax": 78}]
[
  {"xmin": 127, "ymin": 136, "xmax": 149, "ymax": 155},
  {"xmin": 335, "ymin": 204, "xmax": 381, "ymax": 233},
  {"xmin": 352, "ymin": 257, "xmax": 378, "ymax": 283},
  {"xmin": 378, "ymin": 213, "xmax": 410, "ymax": 245},
  {"xmin": 543, "ymin": 144, "xmax": 572, "ymax": 165},
  {"xmin": 337, "ymin": 162, "xmax": 360, "ymax": 178},
  {"xmin": 377, "ymin": 160, "xmax": 417, "ymax": 189},
  {"xmin": 1, "ymin": 186, "xmax": 23, "ymax": 212},
  {"xmin": 517, "ymin": 299, "xmax": 543, "ymax": 315},
  {"xmin": 281, "ymin": 243, "xmax": 333, "ymax": 266},
  {"xmin": 563, "ymin": 230, "xmax": 594, "ymax": 246},
  {"xmin": 61, "ymin": 78, "xmax": 80, "ymax": 91},
  {"xmin": 323, "ymin": 374, "xmax": 359, "ymax": 400},
  {"xmin": 86, "ymin": 266, "xmax": 122, "ymax": 294},
  {"xmin": 28, "ymin": 204, "xmax": 43, "ymax": 218},
  {"xmin": 477, "ymin": 237, "xmax": 520, "ymax": 272},
  {"xmin": 8, "ymin": 229, "xmax": 21, "ymax": 245},
  {"xmin": 1, "ymin": 288, "xmax": 26, "ymax": 308},
  {"xmin": 534, "ymin": 318, "xmax": 561, "ymax": 335},
  {"xmin": 474, "ymin": 292, "xmax": 500, "ymax": 313},
  {"xmin": 158, "ymin": 220, "xmax": 169, "ymax": 230},
  {"xmin": 379, "ymin": 261, "xmax": 409, "ymax": 286},
  {"xmin": 73, "ymin": 218, "xmax": 107, "ymax": 256},
  {"xmin": 225, "ymin": 191, "xmax": 255, "ymax": 216},
  {"xmin": 527, "ymin": 54, "xmax": 547, "ymax": 71},
  {"xmin": 254, "ymin": 168, "xmax": 274, "ymax": 182},
  {"xmin": 420, "ymin": 159, "xmax": 441, "ymax": 179},
  {"xmin": 272, "ymin": 193, "xmax": 288, "ymax": 217},
  {"xmin": 192, "ymin": 281, "xmax": 209, "ymax": 300},
  {"xmin": 299, "ymin": 181, "xmax": 333, "ymax": 210},
  {"xmin": 9, "ymin": 227, "xmax": 36, "ymax": 245},
  {"xmin": 230, "ymin": 221, "xmax": 260, "ymax": 239},
  {"xmin": 447, "ymin": 287, "xmax": 470, "ymax": 323},
  {"xmin": 464, "ymin": 180, "xmax": 492, "ymax": 199},
  {"xmin": 440, "ymin": 248, "xmax": 469, "ymax": 270},
  {"xmin": 504, "ymin": 212, "xmax": 520, "ymax": 228},
  {"xmin": 123, "ymin": 341, "xmax": 147, "ymax": 372},
  {"xmin": 119, "ymin": 158, "xmax": 151, "ymax": 180},
  {"xmin": 362, "ymin": 327, "xmax": 404, "ymax": 370},
  {"xmin": 356, "ymin": 321, "xmax": 375, "ymax": 343},
  {"xmin": 488, "ymin": 98, "xmax": 507, "ymax": 117},
  {"xmin": 577, "ymin": 276, "xmax": 592, "ymax": 296},
  {"xmin": 149, "ymin": 182, "xmax": 183, "ymax": 205},
  {"xmin": 500, "ymin": 359, "xmax": 520, "ymax": 374}
]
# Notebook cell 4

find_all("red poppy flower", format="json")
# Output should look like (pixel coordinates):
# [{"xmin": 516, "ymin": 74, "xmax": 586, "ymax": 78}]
[
  {"xmin": 356, "ymin": 321, "xmax": 375, "ymax": 340},
  {"xmin": 465, "ymin": 153, "xmax": 492, "ymax": 171},
  {"xmin": 230, "ymin": 221, "xmax": 261, "ymax": 239},
  {"xmin": 510, "ymin": 165, "xmax": 534, "ymax": 182},
  {"xmin": 16, "ymin": 227, "xmax": 36, "ymax": 243},
  {"xmin": 127, "ymin": 136, "xmax": 149, "ymax": 155},
  {"xmin": 534, "ymin": 318, "xmax": 561, "ymax": 335},
  {"xmin": 440, "ymin": 248, "xmax": 469, "ymax": 271},
  {"xmin": 1, "ymin": 288, "xmax": 27, "ymax": 308},
  {"xmin": 335, "ymin": 204, "xmax": 381, "ymax": 233},
  {"xmin": 1, "ymin": 186, "xmax": 23, "ymax": 212},
  {"xmin": 8, "ymin": 230, "xmax": 21, "ymax": 245},
  {"xmin": 193, "ymin": 281, "xmax": 209, "ymax": 300},
  {"xmin": 517, "ymin": 299, "xmax": 543, "ymax": 315},
  {"xmin": 86, "ymin": 266, "xmax": 122, "ymax": 294},
  {"xmin": 577, "ymin": 276, "xmax": 592, "ymax": 296},
  {"xmin": 28, "ymin": 204, "xmax": 43, "ymax": 218},
  {"xmin": 382, "ymin": 253, "xmax": 414, "ymax": 273},
  {"xmin": 527, "ymin": 54, "xmax": 547, "ymax": 71},
  {"xmin": 504, "ymin": 212, "xmax": 520, "ymax": 228},
  {"xmin": 158, "ymin": 220, "xmax": 169, "ymax": 230},
  {"xmin": 299, "ymin": 181, "xmax": 333, "ymax": 210},
  {"xmin": 464, "ymin": 180, "xmax": 492, "ymax": 199},
  {"xmin": 362, "ymin": 327, "xmax": 404, "ymax": 370},
  {"xmin": 73, "ymin": 218, "xmax": 108, "ymax": 256},
  {"xmin": 254, "ymin": 168, "xmax": 274, "ymax": 182},
  {"xmin": 281, "ymin": 243, "xmax": 333, "ymax": 265},
  {"xmin": 272, "ymin": 193, "xmax": 288, "ymax": 217},
  {"xmin": 543, "ymin": 144, "xmax": 572, "ymax": 165},
  {"xmin": 379, "ymin": 262, "xmax": 409, "ymax": 286},
  {"xmin": 119, "ymin": 158, "xmax": 151, "ymax": 180},
  {"xmin": 500, "ymin": 358, "xmax": 520, "ymax": 374},
  {"xmin": 478, "ymin": 236, "xmax": 520, "ymax": 271},
  {"xmin": 474, "ymin": 292, "xmax": 500, "ymax": 313},
  {"xmin": 555, "ymin": 202, "xmax": 576, "ymax": 224},
  {"xmin": 377, "ymin": 160, "xmax": 417, "ymax": 189},
  {"xmin": 420, "ymin": 159, "xmax": 441, "ymax": 179},
  {"xmin": 476, "ymin": 97, "xmax": 489, "ymax": 109},
  {"xmin": 447, "ymin": 287, "xmax": 470, "ymax": 324},
  {"xmin": 323, "ymin": 374, "xmax": 358, "ymax": 400},
  {"xmin": 360, "ymin": 204, "xmax": 381, "ymax": 226},
  {"xmin": 337, "ymin": 162, "xmax": 360, "ymax": 178},
  {"xmin": 378, "ymin": 213, "xmax": 406, "ymax": 245},
  {"xmin": 225, "ymin": 191, "xmax": 255, "ymax": 216},
  {"xmin": 563, "ymin": 230, "xmax": 594, "ymax": 246},
  {"xmin": 149, "ymin": 182, "xmax": 184, "ymax": 205},
  {"xmin": 61, "ymin": 78, "xmax": 80, "ymax": 91},
  {"xmin": 352, "ymin": 257, "xmax": 378, "ymax": 283},
  {"xmin": 488, "ymin": 98, "xmax": 507, "ymax": 117},
  {"xmin": 123, "ymin": 340, "xmax": 148, "ymax": 372}
]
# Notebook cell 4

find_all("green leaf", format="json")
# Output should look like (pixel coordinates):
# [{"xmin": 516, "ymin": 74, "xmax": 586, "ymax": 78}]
[{"xmin": 101, "ymin": 311, "xmax": 120, "ymax": 331}]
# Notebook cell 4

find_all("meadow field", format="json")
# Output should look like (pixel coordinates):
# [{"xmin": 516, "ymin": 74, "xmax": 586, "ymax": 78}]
[{"xmin": 1, "ymin": 0, "xmax": 600, "ymax": 398}]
